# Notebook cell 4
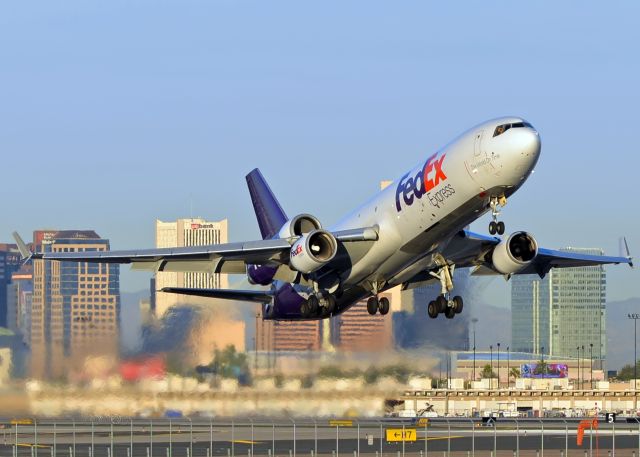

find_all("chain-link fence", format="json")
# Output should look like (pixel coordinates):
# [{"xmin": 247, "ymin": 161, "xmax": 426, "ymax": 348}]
[{"xmin": 1, "ymin": 418, "xmax": 639, "ymax": 457}]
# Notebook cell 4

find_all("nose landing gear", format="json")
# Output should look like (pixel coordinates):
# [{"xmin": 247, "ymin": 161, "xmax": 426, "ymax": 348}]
[{"xmin": 488, "ymin": 195, "xmax": 507, "ymax": 235}]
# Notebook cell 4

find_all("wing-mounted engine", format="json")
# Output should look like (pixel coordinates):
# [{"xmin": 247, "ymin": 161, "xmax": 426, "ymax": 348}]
[
  {"xmin": 247, "ymin": 214, "xmax": 324, "ymax": 285},
  {"xmin": 490, "ymin": 231, "xmax": 538, "ymax": 274},
  {"xmin": 289, "ymin": 229, "xmax": 338, "ymax": 274}
]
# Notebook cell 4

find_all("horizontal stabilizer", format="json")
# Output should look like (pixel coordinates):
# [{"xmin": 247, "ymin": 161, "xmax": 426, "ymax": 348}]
[{"xmin": 160, "ymin": 287, "xmax": 273, "ymax": 303}]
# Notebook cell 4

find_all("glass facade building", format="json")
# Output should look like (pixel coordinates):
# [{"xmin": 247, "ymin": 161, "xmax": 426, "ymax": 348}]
[{"xmin": 511, "ymin": 248, "xmax": 606, "ymax": 365}]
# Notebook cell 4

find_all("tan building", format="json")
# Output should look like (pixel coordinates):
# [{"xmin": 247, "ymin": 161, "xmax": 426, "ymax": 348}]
[
  {"xmin": 331, "ymin": 292, "xmax": 393, "ymax": 351},
  {"xmin": 30, "ymin": 230, "xmax": 120, "ymax": 379},
  {"xmin": 154, "ymin": 218, "xmax": 229, "ymax": 317},
  {"xmin": 256, "ymin": 311, "xmax": 322, "ymax": 352}
]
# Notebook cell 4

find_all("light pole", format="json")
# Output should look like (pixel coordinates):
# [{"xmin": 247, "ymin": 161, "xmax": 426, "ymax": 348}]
[
  {"xmin": 582, "ymin": 345, "xmax": 585, "ymax": 389},
  {"xmin": 541, "ymin": 346, "xmax": 545, "ymax": 378},
  {"xmin": 629, "ymin": 313, "xmax": 640, "ymax": 389},
  {"xmin": 497, "ymin": 343, "xmax": 501, "ymax": 389},
  {"xmin": 490, "ymin": 345, "xmax": 493, "ymax": 388},
  {"xmin": 472, "ymin": 318, "xmax": 478, "ymax": 382},
  {"xmin": 590, "ymin": 343, "xmax": 594, "ymax": 389},
  {"xmin": 577, "ymin": 346, "xmax": 581, "ymax": 389},
  {"xmin": 507, "ymin": 346, "xmax": 510, "ymax": 388}
]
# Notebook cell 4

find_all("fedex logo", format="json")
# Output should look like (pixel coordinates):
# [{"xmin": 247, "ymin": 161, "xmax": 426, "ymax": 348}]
[
  {"xmin": 291, "ymin": 244, "xmax": 303, "ymax": 257},
  {"xmin": 395, "ymin": 152, "xmax": 448, "ymax": 211}
]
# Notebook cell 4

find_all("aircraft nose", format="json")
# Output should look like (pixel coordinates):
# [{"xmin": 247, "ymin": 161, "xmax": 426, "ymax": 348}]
[
  {"xmin": 522, "ymin": 127, "xmax": 541, "ymax": 158},
  {"xmin": 511, "ymin": 126, "xmax": 541, "ymax": 171}
]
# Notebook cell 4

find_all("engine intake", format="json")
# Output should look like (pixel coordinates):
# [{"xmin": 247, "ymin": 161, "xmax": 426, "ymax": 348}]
[
  {"xmin": 278, "ymin": 214, "xmax": 322, "ymax": 238},
  {"xmin": 491, "ymin": 231, "xmax": 538, "ymax": 275},
  {"xmin": 289, "ymin": 229, "xmax": 338, "ymax": 274}
]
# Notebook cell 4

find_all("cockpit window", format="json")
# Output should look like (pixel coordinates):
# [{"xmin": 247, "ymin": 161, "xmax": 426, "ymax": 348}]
[{"xmin": 493, "ymin": 121, "xmax": 533, "ymax": 137}]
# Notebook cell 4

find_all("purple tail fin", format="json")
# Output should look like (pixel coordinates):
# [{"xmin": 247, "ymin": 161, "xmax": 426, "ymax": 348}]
[{"xmin": 246, "ymin": 168, "xmax": 288, "ymax": 240}]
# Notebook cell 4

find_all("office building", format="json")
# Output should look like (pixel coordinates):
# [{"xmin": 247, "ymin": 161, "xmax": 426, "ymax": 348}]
[
  {"xmin": 511, "ymin": 248, "xmax": 606, "ymax": 364},
  {"xmin": 30, "ymin": 230, "xmax": 120, "ymax": 379},
  {"xmin": 330, "ymin": 292, "xmax": 393, "ymax": 351},
  {"xmin": 393, "ymin": 268, "xmax": 471, "ymax": 351},
  {"xmin": 256, "ymin": 311, "xmax": 322, "ymax": 352},
  {"xmin": 154, "ymin": 218, "xmax": 229, "ymax": 317},
  {"xmin": 0, "ymin": 244, "xmax": 22, "ymax": 328},
  {"xmin": 6, "ymin": 265, "xmax": 33, "ymax": 343}
]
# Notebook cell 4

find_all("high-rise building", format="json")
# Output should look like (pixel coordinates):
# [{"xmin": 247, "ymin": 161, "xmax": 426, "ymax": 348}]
[
  {"xmin": 6, "ymin": 265, "xmax": 33, "ymax": 343},
  {"xmin": 256, "ymin": 312, "xmax": 322, "ymax": 352},
  {"xmin": 154, "ymin": 218, "xmax": 229, "ymax": 318},
  {"xmin": 30, "ymin": 230, "xmax": 120, "ymax": 379},
  {"xmin": 511, "ymin": 273, "xmax": 550, "ymax": 354},
  {"xmin": 0, "ymin": 243, "xmax": 22, "ymax": 328},
  {"xmin": 330, "ymin": 292, "xmax": 393, "ymax": 351},
  {"xmin": 511, "ymin": 248, "xmax": 606, "ymax": 363},
  {"xmin": 393, "ymin": 269, "xmax": 471, "ymax": 351}
]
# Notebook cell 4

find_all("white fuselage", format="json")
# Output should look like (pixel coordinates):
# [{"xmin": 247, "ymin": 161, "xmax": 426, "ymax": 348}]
[{"xmin": 331, "ymin": 116, "xmax": 541, "ymax": 293}]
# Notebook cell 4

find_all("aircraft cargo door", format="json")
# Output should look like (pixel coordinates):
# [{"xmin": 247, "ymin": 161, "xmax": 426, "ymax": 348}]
[{"xmin": 474, "ymin": 130, "xmax": 484, "ymax": 157}]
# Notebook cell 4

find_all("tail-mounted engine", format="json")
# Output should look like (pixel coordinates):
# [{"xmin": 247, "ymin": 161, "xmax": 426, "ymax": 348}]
[
  {"xmin": 289, "ymin": 229, "xmax": 338, "ymax": 274},
  {"xmin": 491, "ymin": 231, "xmax": 538, "ymax": 275},
  {"xmin": 278, "ymin": 214, "xmax": 323, "ymax": 238}
]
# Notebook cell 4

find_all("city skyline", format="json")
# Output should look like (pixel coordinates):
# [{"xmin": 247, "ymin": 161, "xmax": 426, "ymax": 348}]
[{"xmin": 1, "ymin": 2, "xmax": 638, "ymax": 308}]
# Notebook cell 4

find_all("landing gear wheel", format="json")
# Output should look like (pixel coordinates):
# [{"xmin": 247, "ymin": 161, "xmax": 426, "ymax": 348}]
[
  {"xmin": 453, "ymin": 296, "xmax": 464, "ymax": 314},
  {"xmin": 300, "ymin": 301, "xmax": 310, "ymax": 317},
  {"xmin": 436, "ymin": 295, "xmax": 447, "ymax": 313},
  {"xmin": 489, "ymin": 221, "xmax": 497, "ymax": 235},
  {"xmin": 307, "ymin": 295, "xmax": 319, "ymax": 314},
  {"xmin": 325, "ymin": 295, "xmax": 336, "ymax": 314},
  {"xmin": 444, "ymin": 306, "xmax": 456, "ymax": 319},
  {"xmin": 427, "ymin": 301, "xmax": 439, "ymax": 319},
  {"xmin": 496, "ymin": 221, "xmax": 505, "ymax": 235},
  {"xmin": 378, "ymin": 297, "xmax": 390, "ymax": 315},
  {"xmin": 366, "ymin": 296, "xmax": 378, "ymax": 315}
]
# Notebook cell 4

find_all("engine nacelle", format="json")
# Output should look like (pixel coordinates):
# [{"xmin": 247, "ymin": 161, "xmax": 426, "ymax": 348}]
[
  {"xmin": 491, "ymin": 231, "xmax": 539, "ymax": 275},
  {"xmin": 278, "ymin": 214, "xmax": 322, "ymax": 238},
  {"xmin": 289, "ymin": 229, "xmax": 338, "ymax": 274}
]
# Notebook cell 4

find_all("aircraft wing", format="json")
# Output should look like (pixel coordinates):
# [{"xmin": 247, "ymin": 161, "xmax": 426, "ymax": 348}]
[
  {"xmin": 161, "ymin": 287, "xmax": 272, "ymax": 303},
  {"xmin": 515, "ymin": 247, "xmax": 633, "ymax": 277},
  {"xmin": 13, "ymin": 233, "xmax": 291, "ymax": 274},
  {"xmin": 448, "ymin": 230, "xmax": 633, "ymax": 278},
  {"xmin": 403, "ymin": 230, "xmax": 631, "ymax": 288},
  {"xmin": 12, "ymin": 227, "xmax": 378, "ymax": 274}
]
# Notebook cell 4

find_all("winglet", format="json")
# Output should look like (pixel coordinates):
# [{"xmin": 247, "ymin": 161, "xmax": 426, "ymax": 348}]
[
  {"xmin": 12, "ymin": 232, "xmax": 32, "ymax": 262},
  {"xmin": 622, "ymin": 236, "xmax": 633, "ymax": 268}
]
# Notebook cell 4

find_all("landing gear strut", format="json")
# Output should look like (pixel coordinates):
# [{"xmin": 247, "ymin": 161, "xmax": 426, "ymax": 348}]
[
  {"xmin": 488, "ymin": 195, "xmax": 506, "ymax": 235},
  {"xmin": 427, "ymin": 264, "xmax": 464, "ymax": 319}
]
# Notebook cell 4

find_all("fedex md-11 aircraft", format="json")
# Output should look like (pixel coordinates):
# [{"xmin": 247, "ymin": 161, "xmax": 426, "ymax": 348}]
[{"xmin": 14, "ymin": 117, "xmax": 633, "ymax": 320}]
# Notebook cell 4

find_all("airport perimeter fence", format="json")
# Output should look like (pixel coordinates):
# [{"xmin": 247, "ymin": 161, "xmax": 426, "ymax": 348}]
[{"xmin": 1, "ymin": 417, "xmax": 640, "ymax": 457}]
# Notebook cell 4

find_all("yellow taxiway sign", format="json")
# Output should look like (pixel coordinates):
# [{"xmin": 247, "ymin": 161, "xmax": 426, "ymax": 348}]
[{"xmin": 386, "ymin": 428, "xmax": 417, "ymax": 442}]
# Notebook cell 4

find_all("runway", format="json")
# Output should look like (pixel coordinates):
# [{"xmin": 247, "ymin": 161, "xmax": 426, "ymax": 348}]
[{"xmin": 1, "ymin": 418, "xmax": 639, "ymax": 457}]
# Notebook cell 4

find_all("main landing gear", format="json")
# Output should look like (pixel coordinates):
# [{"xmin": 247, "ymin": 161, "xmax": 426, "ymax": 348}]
[
  {"xmin": 301, "ymin": 293, "xmax": 336, "ymax": 318},
  {"xmin": 427, "ymin": 263, "xmax": 464, "ymax": 319},
  {"xmin": 366, "ymin": 296, "xmax": 390, "ymax": 316},
  {"xmin": 488, "ymin": 195, "xmax": 507, "ymax": 235},
  {"xmin": 427, "ymin": 294, "xmax": 463, "ymax": 319}
]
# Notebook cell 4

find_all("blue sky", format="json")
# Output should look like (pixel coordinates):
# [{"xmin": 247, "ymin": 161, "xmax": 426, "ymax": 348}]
[{"xmin": 1, "ymin": 2, "xmax": 638, "ymax": 304}]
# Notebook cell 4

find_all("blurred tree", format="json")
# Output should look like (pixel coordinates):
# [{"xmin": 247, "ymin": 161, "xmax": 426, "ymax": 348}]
[{"xmin": 480, "ymin": 364, "xmax": 496, "ymax": 379}]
